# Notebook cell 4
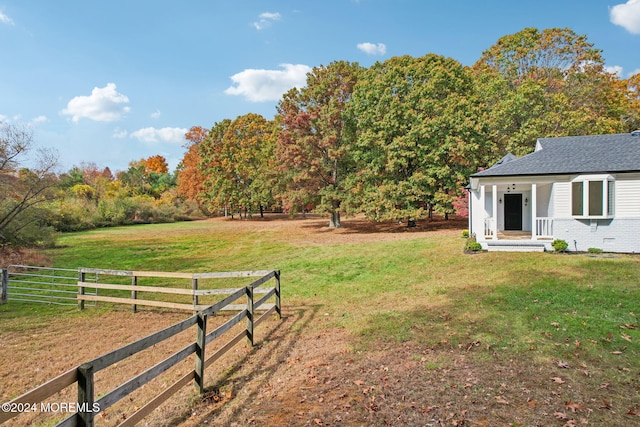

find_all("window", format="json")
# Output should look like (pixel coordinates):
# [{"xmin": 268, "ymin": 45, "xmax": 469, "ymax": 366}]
[
  {"xmin": 589, "ymin": 181, "xmax": 603, "ymax": 216},
  {"xmin": 571, "ymin": 176, "xmax": 614, "ymax": 218},
  {"xmin": 572, "ymin": 182, "xmax": 583, "ymax": 216}
]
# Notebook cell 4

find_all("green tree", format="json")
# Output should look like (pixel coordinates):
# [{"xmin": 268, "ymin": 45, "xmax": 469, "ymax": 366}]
[
  {"xmin": 473, "ymin": 27, "xmax": 632, "ymax": 156},
  {"xmin": 276, "ymin": 61, "xmax": 363, "ymax": 228},
  {"xmin": 199, "ymin": 114, "xmax": 275, "ymax": 218},
  {"xmin": 346, "ymin": 54, "xmax": 486, "ymax": 221}
]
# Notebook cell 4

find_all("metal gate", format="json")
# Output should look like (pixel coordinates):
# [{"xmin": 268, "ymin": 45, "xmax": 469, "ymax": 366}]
[{"xmin": 3, "ymin": 265, "xmax": 97, "ymax": 306}]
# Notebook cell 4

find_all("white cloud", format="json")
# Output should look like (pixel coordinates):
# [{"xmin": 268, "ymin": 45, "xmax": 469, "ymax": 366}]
[
  {"xmin": 225, "ymin": 64, "xmax": 311, "ymax": 102},
  {"xmin": 610, "ymin": 0, "xmax": 640, "ymax": 34},
  {"xmin": 130, "ymin": 127, "xmax": 188, "ymax": 144},
  {"xmin": 357, "ymin": 42, "xmax": 387, "ymax": 55},
  {"xmin": 606, "ymin": 65, "xmax": 624, "ymax": 78},
  {"xmin": 30, "ymin": 115, "xmax": 48, "ymax": 124},
  {"xmin": 61, "ymin": 83, "xmax": 130, "ymax": 122},
  {"xmin": 0, "ymin": 11, "xmax": 14, "ymax": 25},
  {"xmin": 605, "ymin": 65, "xmax": 640, "ymax": 78},
  {"xmin": 150, "ymin": 110, "xmax": 161, "ymax": 119},
  {"xmin": 112, "ymin": 128, "xmax": 128, "ymax": 139},
  {"xmin": 0, "ymin": 114, "xmax": 22, "ymax": 123},
  {"xmin": 253, "ymin": 12, "xmax": 281, "ymax": 30}
]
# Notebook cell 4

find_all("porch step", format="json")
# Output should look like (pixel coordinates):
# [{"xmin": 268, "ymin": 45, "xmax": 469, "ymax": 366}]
[{"xmin": 485, "ymin": 240, "xmax": 547, "ymax": 252}]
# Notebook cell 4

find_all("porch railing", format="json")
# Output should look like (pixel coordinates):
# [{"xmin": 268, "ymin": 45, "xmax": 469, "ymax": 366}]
[
  {"xmin": 484, "ymin": 217, "xmax": 495, "ymax": 239},
  {"xmin": 535, "ymin": 217, "xmax": 553, "ymax": 239}
]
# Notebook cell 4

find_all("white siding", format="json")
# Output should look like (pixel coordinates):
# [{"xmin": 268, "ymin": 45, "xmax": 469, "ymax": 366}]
[
  {"xmin": 553, "ymin": 182, "xmax": 571, "ymax": 217},
  {"xmin": 614, "ymin": 178, "xmax": 640, "ymax": 218}
]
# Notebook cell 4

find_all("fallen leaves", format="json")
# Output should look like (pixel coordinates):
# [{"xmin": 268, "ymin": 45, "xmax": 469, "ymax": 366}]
[
  {"xmin": 600, "ymin": 400, "xmax": 613, "ymax": 410},
  {"xmin": 494, "ymin": 395, "xmax": 509, "ymax": 405},
  {"xmin": 627, "ymin": 407, "xmax": 640, "ymax": 416},
  {"xmin": 565, "ymin": 400, "xmax": 586, "ymax": 413},
  {"xmin": 554, "ymin": 411, "xmax": 568, "ymax": 420},
  {"xmin": 551, "ymin": 377, "xmax": 566, "ymax": 384}
]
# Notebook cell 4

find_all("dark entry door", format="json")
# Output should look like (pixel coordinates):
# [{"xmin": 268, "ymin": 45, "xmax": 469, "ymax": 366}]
[{"xmin": 504, "ymin": 194, "xmax": 522, "ymax": 230}]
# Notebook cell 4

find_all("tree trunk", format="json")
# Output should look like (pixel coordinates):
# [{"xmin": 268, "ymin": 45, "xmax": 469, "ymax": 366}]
[
  {"xmin": 329, "ymin": 211, "xmax": 341, "ymax": 228},
  {"xmin": 259, "ymin": 205, "xmax": 264, "ymax": 218}
]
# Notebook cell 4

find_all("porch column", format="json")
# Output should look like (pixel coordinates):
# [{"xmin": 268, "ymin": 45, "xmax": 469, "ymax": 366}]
[
  {"xmin": 480, "ymin": 185, "xmax": 485, "ymax": 238},
  {"xmin": 531, "ymin": 184, "xmax": 537, "ymax": 241},
  {"xmin": 492, "ymin": 184, "xmax": 498, "ymax": 239}
]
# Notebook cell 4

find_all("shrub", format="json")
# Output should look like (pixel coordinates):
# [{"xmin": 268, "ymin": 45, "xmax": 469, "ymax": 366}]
[
  {"xmin": 465, "ymin": 242, "xmax": 483, "ymax": 252},
  {"xmin": 552, "ymin": 239, "xmax": 568, "ymax": 253},
  {"xmin": 588, "ymin": 247, "xmax": 603, "ymax": 254},
  {"xmin": 461, "ymin": 229, "xmax": 469, "ymax": 238}
]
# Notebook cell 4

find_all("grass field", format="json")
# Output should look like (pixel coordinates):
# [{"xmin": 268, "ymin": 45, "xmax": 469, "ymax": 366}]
[{"xmin": 2, "ymin": 214, "xmax": 640, "ymax": 426}]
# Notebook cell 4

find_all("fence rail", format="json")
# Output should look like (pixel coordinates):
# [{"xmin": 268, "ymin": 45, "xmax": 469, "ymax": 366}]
[
  {"xmin": 1, "ymin": 265, "xmax": 97, "ymax": 306},
  {"xmin": 0, "ymin": 268, "xmax": 281, "ymax": 427},
  {"xmin": 76, "ymin": 268, "xmax": 276, "ymax": 312}
]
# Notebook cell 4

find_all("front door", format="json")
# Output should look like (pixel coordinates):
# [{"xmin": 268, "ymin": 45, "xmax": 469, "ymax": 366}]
[{"xmin": 504, "ymin": 194, "xmax": 522, "ymax": 230}]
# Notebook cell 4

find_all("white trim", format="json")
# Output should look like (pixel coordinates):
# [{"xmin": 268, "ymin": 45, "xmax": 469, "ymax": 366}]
[
  {"xmin": 570, "ymin": 174, "xmax": 615, "ymax": 219},
  {"xmin": 531, "ymin": 184, "xmax": 537, "ymax": 241}
]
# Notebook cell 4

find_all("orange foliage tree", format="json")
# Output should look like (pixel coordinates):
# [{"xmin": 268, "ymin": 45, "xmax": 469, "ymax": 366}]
[
  {"xmin": 177, "ymin": 126, "xmax": 208, "ymax": 203},
  {"xmin": 144, "ymin": 155, "xmax": 169, "ymax": 174}
]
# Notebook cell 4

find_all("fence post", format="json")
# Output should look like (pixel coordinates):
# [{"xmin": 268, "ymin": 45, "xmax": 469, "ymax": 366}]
[
  {"xmin": 77, "ymin": 363, "xmax": 95, "ymax": 427},
  {"xmin": 194, "ymin": 312, "xmax": 207, "ymax": 394},
  {"xmin": 78, "ymin": 270, "xmax": 85, "ymax": 310},
  {"xmin": 131, "ymin": 275, "xmax": 137, "ymax": 313},
  {"xmin": 1, "ymin": 268, "xmax": 8, "ymax": 304},
  {"xmin": 192, "ymin": 277, "xmax": 199, "ymax": 313},
  {"xmin": 246, "ymin": 285, "xmax": 254, "ymax": 346},
  {"xmin": 274, "ymin": 270, "xmax": 281, "ymax": 319}
]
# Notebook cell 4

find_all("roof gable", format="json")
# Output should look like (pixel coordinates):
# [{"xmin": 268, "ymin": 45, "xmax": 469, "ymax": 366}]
[{"xmin": 472, "ymin": 133, "xmax": 640, "ymax": 178}]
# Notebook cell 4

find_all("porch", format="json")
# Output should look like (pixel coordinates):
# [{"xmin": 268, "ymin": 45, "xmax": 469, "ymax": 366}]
[
  {"xmin": 484, "ymin": 217, "xmax": 554, "ymax": 241},
  {"xmin": 473, "ymin": 181, "xmax": 555, "ymax": 251}
]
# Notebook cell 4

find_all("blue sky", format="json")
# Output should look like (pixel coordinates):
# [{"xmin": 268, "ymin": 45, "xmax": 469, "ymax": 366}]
[{"xmin": 1, "ymin": 0, "xmax": 639, "ymax": 173}]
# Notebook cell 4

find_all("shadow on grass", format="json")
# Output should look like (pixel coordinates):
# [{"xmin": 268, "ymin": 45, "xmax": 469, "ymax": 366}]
[
  {"xmin": 166, "ymin": 304, "xmax": 322, "ymax": 426},
  {"xmin": 299, "ymin": 215, "xmax": 467, "ymax": 236}
]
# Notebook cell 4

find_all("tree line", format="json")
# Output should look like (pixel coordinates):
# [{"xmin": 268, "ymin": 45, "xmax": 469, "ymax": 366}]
[
  {"xmin": 2, "ymin": 27, "xmax": 639, "ymax": 247},
  {"xmin": 0, "ymin": 129, "xmax": 202, "ymax": 247},
  {"xmin": 177, "ymin": 28, "xmax": 640, "ymax": 228}
]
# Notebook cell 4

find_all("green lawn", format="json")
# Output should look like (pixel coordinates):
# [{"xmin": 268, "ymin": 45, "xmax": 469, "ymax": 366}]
[
  {"xmin": 39, "ymin": 219, "xmax": 640, "ymax": 363},
  {"xmin": 3, "ymin": 217, "xmax": 640, "ymax": 425}
]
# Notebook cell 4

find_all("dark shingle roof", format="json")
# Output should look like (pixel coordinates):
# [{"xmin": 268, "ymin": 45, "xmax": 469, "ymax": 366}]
[{"xmin": 472, "ymin": 133, "xmax": 640, "ymax": 177}]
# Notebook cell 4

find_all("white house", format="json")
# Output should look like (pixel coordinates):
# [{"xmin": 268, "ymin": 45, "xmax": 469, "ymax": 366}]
[{"xmin": 467, "ymin": 131, "xmax": 640, "ymax": 252}]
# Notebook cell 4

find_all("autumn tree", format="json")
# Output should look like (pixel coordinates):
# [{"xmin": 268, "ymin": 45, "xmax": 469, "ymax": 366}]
[
  {"xmin": 199, "ymin": 114, "xmax": 276, "ymax": 217},
  {"xmin": 0, "ymin": 123, "xmax": 59, "ymax": 246},
  {"xmin": 623, "ymin": 72, "xmax": 640, "ymax": 131},
  {"xmin": 118, "ymin": 155, "xmax": 174, "ymax": 198},
  {"xmin": 473, "ymin": 27, "xmax": 633, "ymax": 157},
  {"xmin": 346, "ymin": 54, "xmax": 487, "ymax": 221},
  {"xmin": 177, "ymin": 126, "xmax": 208, "ymax": 203},
  {"xmin": 276, "ymin": 61, "xmax": 363, "ymax": 228},
  {"xmin": 145, "ymin": 154, "xmax": 169, "ymax": 174}
]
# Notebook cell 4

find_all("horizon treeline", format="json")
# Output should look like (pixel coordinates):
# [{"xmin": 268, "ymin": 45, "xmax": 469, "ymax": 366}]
[
  {"xmin": 176, "ymin": 27, "xmax": 640, "ymax": 228},
  {"xmin": 1, "ymin": 27, "xmax": 639, "ymax": 246}
]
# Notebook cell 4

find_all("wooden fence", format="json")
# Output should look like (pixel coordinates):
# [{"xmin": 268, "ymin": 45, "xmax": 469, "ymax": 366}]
[
  {"xmin": 0, "ymin": 269, "xmax": 281, "ymax": 427},
  {"xmin": 76, "ymin": 268, "xmax": 278, "ymax": 313},
  {"xmin": 1, "ymin": 265, "xmax": 98, "ymax": 306}
]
